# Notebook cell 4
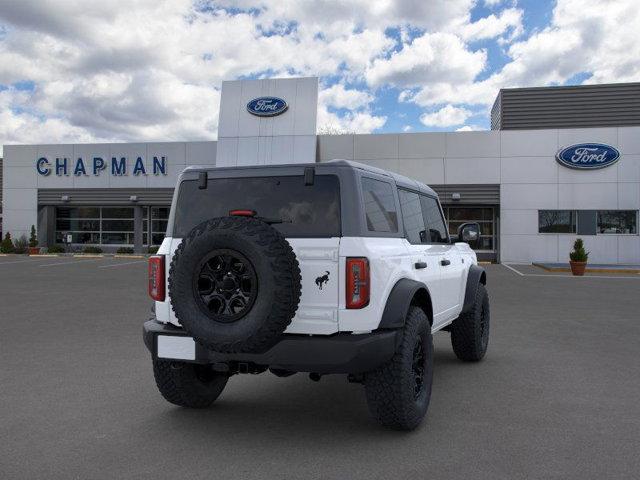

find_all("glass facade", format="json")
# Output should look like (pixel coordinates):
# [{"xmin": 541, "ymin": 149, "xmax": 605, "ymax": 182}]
[
  {"xmin": 538, "ymin": 210, "xmax": 577, "ymax": 233},
  {"xmin": 445, "ymin": 207, "xmax": 496, "ymax": 252},
  {"xmin": 55, "ymin": 206, "xmax": 170, "ymax": 246},
  {"xmin": 538, "ymin": 210, "xmax": 638, "ymax": 235}
]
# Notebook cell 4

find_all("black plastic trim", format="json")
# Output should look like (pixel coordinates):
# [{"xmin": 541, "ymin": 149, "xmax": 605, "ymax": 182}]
[
  {"xmin": 461, "ymin": 265, "xmax": 487, "ymax": 313},
  {"xmin": 378, "ymin": 278, "xmax": 431, "ymax": 329},
  {"xmin": 143, "ymin": 320, "xmax": 399, "ymax": 374}
]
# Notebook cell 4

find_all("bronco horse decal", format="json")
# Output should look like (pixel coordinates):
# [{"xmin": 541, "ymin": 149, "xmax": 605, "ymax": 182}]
[{"xmin": 315, "ymin": 271, "xmax": 330, "ymax": 290}]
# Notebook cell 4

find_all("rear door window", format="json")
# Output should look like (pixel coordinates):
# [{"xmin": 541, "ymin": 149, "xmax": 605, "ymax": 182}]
[
  {"xmin": 173, "ymin": 175, "xmax": 341, "ymax": 238},
  {"xmin": 361, "ymin": 177, "xmax": 398, "ymax": 233},
  {"xmin": 420, "ymin": 195, "xmax": 449, "ymax": 243},
  {"xmin": 398, "ymin": 189, "xmax": 427, "ymax": 244}
]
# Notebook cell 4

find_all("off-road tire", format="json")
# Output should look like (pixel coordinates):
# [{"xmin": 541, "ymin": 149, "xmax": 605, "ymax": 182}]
[
  {"xmin": 364, "ymin": 307, "xmax": 433, "ymax": 431},
  {"xmin": 153, "ymin": 360, "xmax": 228, "ymax": 408},
  {"xmin": 169, "ymin": 217, "xmax": 301, "ymax": 353},
  {"xmin": 450, "ymin": 283, "xmax": 490, "ymax": 362}
]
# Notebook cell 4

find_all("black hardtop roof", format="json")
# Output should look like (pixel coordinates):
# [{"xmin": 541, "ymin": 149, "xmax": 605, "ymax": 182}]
[{"xmin": 182, "ymin": 159, "xmax": 437, "ymax": 197}]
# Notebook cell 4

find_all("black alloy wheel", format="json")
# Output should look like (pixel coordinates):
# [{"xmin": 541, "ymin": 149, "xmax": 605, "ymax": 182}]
[{"xmin": 193, "ymin": 249, "xmax": 258, "ymax": 323}]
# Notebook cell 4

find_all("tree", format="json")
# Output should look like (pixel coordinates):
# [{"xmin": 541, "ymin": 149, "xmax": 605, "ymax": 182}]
[
  {"xmin": 29, "ymin": 225, "xmax": 38, "ymax": 248},
  {"xmin": 1, "ymin": 232, "xmax": 15, "ymax": 254}
]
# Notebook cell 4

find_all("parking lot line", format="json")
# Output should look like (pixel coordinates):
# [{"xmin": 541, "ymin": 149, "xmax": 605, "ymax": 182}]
[
  {"xmin": 98, "ymin": 260, "xmax": 146, "ymax": 269},
  {"xmin": 0, "ymin": 257, "xmax": 55, "ymax": 266},
  {"xmin": 38, "ymin": 258, "xmax": 104, "ymax": 267},
  {"xmin": 502, "ymin": 263, "xmax": 640, "ymax": 280}
]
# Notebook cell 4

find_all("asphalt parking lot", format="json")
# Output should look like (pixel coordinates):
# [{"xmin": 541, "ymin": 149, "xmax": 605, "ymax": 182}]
[{"xmin": 1, "ymin": 256, "xmax": 640, "ymax": 479}]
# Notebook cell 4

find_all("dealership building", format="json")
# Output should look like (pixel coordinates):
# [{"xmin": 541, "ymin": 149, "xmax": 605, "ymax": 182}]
[{"xmin": 1, "ymin": 78, "xmax": 639, "ymax": 264}]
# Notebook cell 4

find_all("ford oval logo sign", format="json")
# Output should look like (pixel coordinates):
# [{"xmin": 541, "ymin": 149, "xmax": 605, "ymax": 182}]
[
  {"xmin": 246, "ymin": 97, "xmax": 288, "ymax": 117},
  {"xmin": 556, "ymin": 143, "xmax": 620, "ymax": 170}
]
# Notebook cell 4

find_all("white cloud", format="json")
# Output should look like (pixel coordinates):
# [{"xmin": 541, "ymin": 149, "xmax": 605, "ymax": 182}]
[
  {"xmin": 366, "ymin": 32, "xmax": 486, "ymax": 88},
  {"xmin": 420, "ymin": 105, "xmax": 472, "ymax": 127},
  {"xmin": 459, "ymin": 7, "xmax": 523, "ymax": 42},
  {"xmin": 402, "ymin": 125, "xmax": 413, "ymax": 132},
  {"xmin": 319, "ymin": 84, "xmax": 373, "ymax": 110},
  {"xmin": 456, "ymin": 125, "xmax": 484, "ymax": 132}
]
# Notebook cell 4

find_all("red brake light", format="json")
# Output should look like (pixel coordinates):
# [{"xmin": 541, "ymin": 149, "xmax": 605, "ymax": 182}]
[
  {"xmin": 229, "ymin": 209, "xmax": 256, "ymax": 217},
  {"xmin": 346, "ymin": 257, "xmax": 369, "ymax": 309},
  {"xmin": 148, "ymin": 255, "xmax": 165, "ymax": 301}
]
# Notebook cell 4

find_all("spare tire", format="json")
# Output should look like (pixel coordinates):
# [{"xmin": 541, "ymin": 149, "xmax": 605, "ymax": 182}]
[{"xmin": 169, "ymin": 216, "xmax": 301, "ymax": 353}]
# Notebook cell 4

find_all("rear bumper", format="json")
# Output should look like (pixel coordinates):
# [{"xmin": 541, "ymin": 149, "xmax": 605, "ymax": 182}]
[{"xmin": 143, "ymin": 319, "xmax": 400, "ymax": 374}]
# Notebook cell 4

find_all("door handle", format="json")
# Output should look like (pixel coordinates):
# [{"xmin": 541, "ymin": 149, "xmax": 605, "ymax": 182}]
[
  {"xmin": 414, "ymin": 261, "xmax": 427, "ymax": 269},
  {"xmin": 440, "ymin": 259, "xmax": 451, "ymax": 266}
]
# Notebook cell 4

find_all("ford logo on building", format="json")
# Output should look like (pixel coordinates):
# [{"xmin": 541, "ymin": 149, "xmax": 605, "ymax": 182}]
[
  {"xmin": 556, "ymin": 143, "xmax": 620, "ymax": 170},
  {"xmin": 246, "ymin": 97, "xmax": 288, "ymax": 117}
]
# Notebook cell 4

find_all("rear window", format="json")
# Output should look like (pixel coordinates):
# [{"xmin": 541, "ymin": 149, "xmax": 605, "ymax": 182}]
[{"xmin": 173, "ymin": 175, "xmax": 341, "ymax": 238}]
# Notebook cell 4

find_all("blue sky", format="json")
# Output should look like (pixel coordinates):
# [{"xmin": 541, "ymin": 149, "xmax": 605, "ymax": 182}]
[{"xmin": 0, "ymin": 0, "xmax": 638, "ymax": 150}]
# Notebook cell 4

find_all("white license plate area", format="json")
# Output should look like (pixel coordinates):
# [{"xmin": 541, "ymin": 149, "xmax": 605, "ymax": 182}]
[{"xmin": 157, "ymin": 335, "xmax": 196, "ymax": 360}]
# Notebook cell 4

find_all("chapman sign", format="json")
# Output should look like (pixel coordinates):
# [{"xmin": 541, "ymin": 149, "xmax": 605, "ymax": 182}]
[
  {"xmin": 556, "ymin": 143, "xmax": 620, "ymax": 170},
  {"xmin": 36, "ymin": 156, "xmax": 168, "ymax": 177},
  {"xmin": 246, "ymin": 97, "xmax": 288, "ymax": 117}
]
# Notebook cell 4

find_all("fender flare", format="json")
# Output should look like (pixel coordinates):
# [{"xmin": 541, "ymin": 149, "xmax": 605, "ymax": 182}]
[
  {"xmin": 378, "ymin": 278, "xmax": 432, "ymax": 330},
  {"xmin": 461, "ymin": 264, "xmax": 487, "ymax": 314}
]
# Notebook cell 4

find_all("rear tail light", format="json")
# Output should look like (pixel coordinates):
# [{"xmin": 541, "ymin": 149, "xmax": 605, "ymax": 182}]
[
  {"xmin": 346, "ymin": 257, "xmax": 369, "ymax": 309},
  {"xmin": 229, "ymin": 209, "xmax": 256, "ymax": 217},
  {"xmin": 148, "ymin": 255, "xmax": 165, "ymax": 301}
]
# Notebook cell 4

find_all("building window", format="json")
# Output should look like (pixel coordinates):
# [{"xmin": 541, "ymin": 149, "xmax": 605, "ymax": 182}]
[
  {"xmin": 55, "ymin": 206, "xmax": 134, "ymax": 245},
  {"xmin": 144, "ymin": 206, "xmax": 170, "ymax": 246},
  {"xmin": 538, "ymin": 210, "xmax": 577, "ymax": 233},
  {"xmin": 597, "ymin": 210, "xmax": 638, "ymax": 234},
  {"xmin": 361, "ymin": 177, "xmax": 398, "ymax": 233},
  {"xmin": 446, "ymin": 207, "xmax": 495, "ymax": 251}
]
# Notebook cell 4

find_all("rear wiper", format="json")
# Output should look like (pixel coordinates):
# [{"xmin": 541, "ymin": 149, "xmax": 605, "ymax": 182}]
[{"xmin": 257, "ymin": 217, "xmax": 291, "ymax": 225}]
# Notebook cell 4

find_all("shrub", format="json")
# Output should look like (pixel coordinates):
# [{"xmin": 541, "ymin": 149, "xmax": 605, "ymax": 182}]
[
  {"xmin": 47, "ymin": 245, "xmax": 65, "ymax": 254},
  {"xmin": 29, "ymin": 225, "xmax": 38, "ymax": 248},
  {"xmin": 569, "ymin": 238, "xmax": 589, "ymax": 262},
  {"xmin": 116, "ymin": 247, "xmax": 135, "ymax": 254},
  {"xmin": 13, "ymin": 235, "xmax": 29, "ymax": 254},
  {"xmin": 83, "ymin": 246, "xmax": 103, "ymax": 254},
  {"xmin": 1, "ymin": 233, "xmax": 15, "ymax": 253},
  {"xmin": 148, "ymin": 246, "xmax": 159, "ymax": 254}
]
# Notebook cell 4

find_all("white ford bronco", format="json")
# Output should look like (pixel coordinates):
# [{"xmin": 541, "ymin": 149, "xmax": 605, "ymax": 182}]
[{"xmin": 144, "ymin": 160, "xmax": 489, "ymax": 430}]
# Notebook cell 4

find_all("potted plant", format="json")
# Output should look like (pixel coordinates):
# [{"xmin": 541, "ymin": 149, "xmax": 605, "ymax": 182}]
[
  {"xmin": 1, "ymin": 232, "xmax": 15, "ymax": 254},
  {"xmin": 28, "ymin": 225, "xmax": 40, "ymax": 255},
  {"xmin": 569, "ymin": 238, "xmax": 589, "ymax": 276},
  {"xmin": 13, "ymin": 235, "xmax": 29, "ymax": 254}
]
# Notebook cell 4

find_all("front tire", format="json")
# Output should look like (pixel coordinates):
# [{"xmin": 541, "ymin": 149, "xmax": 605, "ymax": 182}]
[
  {"xmin": 153, "ymin": 360, "xmax": 228, "ymax": 408},
  {"xmin": 450, "ymin": 283, "xmax": 490, "ymax": 362},
  {"xmin": 364, "ymin": 307, "xmax": 433, "ymax": 430}
]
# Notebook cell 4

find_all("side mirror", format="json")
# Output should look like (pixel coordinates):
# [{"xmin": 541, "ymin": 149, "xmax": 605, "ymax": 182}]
[{"xmin": 457, "ymin": 222, "xmax": 481, "ymax": 244}]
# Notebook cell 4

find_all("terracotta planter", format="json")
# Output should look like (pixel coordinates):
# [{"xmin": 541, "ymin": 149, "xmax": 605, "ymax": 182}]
[
  {"xmin": 569, "ymin": 261, "xmax": 587, "ymax": 276},
  {"xmin": 28, "ymin": 246, "xmax": 40, "ymax": 255}
]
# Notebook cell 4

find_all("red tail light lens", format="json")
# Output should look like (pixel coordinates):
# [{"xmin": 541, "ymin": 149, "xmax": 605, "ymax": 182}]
[
  {"xmin": 346, "ymin": 257, "xmax": 369, "ymax": 309},
  {"xmin": 229, "ymin": 209, "xmax": 256, "ymax": 217},
  {"xmin": 148, "ymin": 255, "xmax": 165, "ymax": 301}
]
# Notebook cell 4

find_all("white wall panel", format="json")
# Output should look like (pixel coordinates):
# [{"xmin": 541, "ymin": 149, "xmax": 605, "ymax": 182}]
[
  {"xmin": 501, "ymin": 209, "xmax": 540, "ymax": 235},
  {"xmin": 501, "ymin": 156, "xmax": 558, "ymax": 184},
  {"xmin": 617, "ymin": 154, "xmax": 640, "ymax": 183},
  {"xmin": 618, "ymin": 127, "xmax": 640, "ymax": 155},
  {"xmin": 500, "ymin": 129, "xmax": 558, "ymax": 157},
  {"xmin": 618, "ymin": 236, "xmax": 640, "ymax": 263},
  {"xmin": 558, "ymin": 128, "xmax": 618, "ymax": 149},
  {"xmin": 501, "ymin": 234, "xmax": 558, "ymax": 263},
  {"xmin": 445, "ymin": 157, "xmax": 500, "ymax": 184},
  {"xmin": 317, "ymin": 135, "xmax": 354, "ymax": 161},
  {"xmin": 445, "ymin": 131, "xmax": 500, "ymax": 158},
  {"xmin": 396, "ymin": 158, "xmax": 445, "ymax": 184},
  {"xmin": 558, "ymin": 183, "xmax": 618, "ymax": 209},
  {"xmin": 186, "ymin": 141, "xmax": 216, "ymax": 166},
  {"xmin": 398, "ymin": 133, "xmax": 446, "ymax": 158},
  {"xmin": 617, "ymin": 182, "xmax": 640, "ymax": 209},
  {"xmin": 502, "ymin": 184, "xmax": 558, "ymax": 209},
  {"xmin": 354, "ymin": 134, "xmax": 398, "ymax": 160},
  {"xmin": 3, "ymin": 166, "xmax": 37, "ymax": 189}
]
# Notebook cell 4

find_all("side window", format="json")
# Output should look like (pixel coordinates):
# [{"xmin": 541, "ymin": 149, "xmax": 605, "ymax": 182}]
[
  {"xmin": 361, "ymin": 177, "xmax": 398, "ymax": 233},
  {"xmin": 420, "ymin": 195, "xmax": 449, "ymax": 243},
  {"xmin": 398, "ymin": 189, "xmax": 427, "ymax": 244}
]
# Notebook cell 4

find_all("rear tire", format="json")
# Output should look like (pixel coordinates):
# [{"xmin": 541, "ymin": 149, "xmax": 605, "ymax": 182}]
[
  {"xmin": 153, "ymin": 360, "xmax": 228, "ymax": 408},
  {"xmin": 364, "ymin": 307, "xmax": 433, "ymax": 431},
  {"xmin": 450, "ymin": 283, "xmax": 490, "ymax": 362}
]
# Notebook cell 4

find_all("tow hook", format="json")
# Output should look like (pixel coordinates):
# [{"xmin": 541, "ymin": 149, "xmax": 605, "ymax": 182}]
[{"xmin": 309, "ymin": 372, "xmax": 322, "ymax": 382}]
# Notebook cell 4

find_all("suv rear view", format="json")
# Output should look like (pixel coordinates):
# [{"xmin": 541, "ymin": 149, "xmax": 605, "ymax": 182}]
[{"xmin": 144, "ymin": 160, "xmax": 490, "ymax": 430}]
